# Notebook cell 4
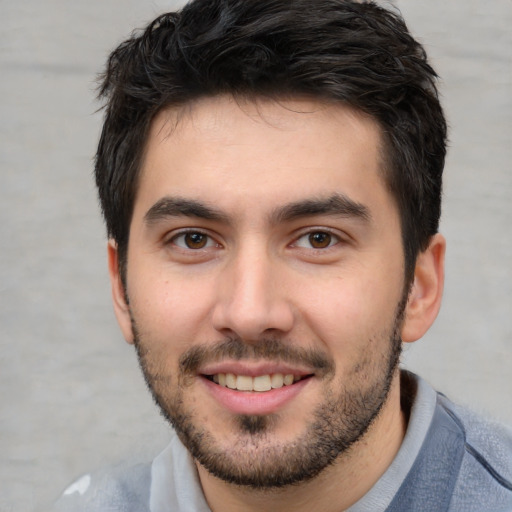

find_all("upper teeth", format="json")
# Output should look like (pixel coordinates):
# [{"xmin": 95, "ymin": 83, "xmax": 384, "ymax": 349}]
[{"xmin": 212, "ymin": 373, "xmax": 300, "ymax": 392}]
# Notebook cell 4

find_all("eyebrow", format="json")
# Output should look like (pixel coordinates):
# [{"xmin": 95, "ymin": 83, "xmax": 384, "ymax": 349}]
[
  {"xmin": 144, "ymin": 197, "xmax": 229, "ymax": 224},
  {"xmin": 143, "ymin": 193, "xmax": 370, "ymax": 226},
  {"xmin": 271, "ymin": 193, "xmax": 371, "ymax": 224}
]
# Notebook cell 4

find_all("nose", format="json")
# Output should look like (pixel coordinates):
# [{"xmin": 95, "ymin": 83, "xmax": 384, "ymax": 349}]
[{"xmin": 212, "ymin": 247, "xmax": 294, "ymax": 342}]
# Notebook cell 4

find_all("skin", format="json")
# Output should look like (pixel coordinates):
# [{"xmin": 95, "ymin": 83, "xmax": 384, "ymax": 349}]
[{"xmin": 108, "ymin": 95, "xmax": 445, "ymax": 512}]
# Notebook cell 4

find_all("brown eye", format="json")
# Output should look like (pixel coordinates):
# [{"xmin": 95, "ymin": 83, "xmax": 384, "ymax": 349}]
[
  {"xmin": 308, "ymin": 232, "xmax": 332, "ymax": 248},
  {"xmin": 172, "ymin": 231, "xmax": 214, "ymax": 250},
  {"xmin": 184, "ymin": 232, "xmax": 208, "ymax": 249}
]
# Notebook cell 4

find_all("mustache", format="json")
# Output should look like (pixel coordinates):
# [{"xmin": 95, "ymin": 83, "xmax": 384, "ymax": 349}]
[{"xmin": 179, "ymin": 337, "xmax": 335, "ymax": 377}]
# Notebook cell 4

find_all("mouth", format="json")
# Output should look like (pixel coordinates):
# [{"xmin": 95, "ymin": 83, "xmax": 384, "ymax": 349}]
[
  {"xmin": 198, "ymin": 363, "xmax": 316, "ymax": 415},
  {"xmin": 203, "ymin": 372, "xmax": 312, "ymax": 392}
]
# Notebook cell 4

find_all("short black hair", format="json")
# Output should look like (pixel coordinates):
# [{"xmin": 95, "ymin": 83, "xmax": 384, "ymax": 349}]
[{"xmin": 96, "ymin": 0, "xmax": 447, "ymax": 285}]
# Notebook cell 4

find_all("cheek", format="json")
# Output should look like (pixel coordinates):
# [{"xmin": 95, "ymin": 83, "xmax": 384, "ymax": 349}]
[
  {"xmin": 128, "ymin": 272, "xmax": 217, "ymax": 353},
  {"xmin": 299, "ymin": 271, "xmax": 402, "ymax": 353}
]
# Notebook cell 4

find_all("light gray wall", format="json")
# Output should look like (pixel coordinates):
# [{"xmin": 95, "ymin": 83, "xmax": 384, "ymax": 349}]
[{"xmin": 1, "ymin": 1, "xmax": 510, "ymax": 510}]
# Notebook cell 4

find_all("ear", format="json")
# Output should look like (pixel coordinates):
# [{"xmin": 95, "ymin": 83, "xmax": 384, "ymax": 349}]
[
  {"xmin": 401, "ymin": 233, "xmax": 446, "ymax": 343},
  {"xmin": 107, "ymin": 239, "xmax": 134, "ymax": 344}
]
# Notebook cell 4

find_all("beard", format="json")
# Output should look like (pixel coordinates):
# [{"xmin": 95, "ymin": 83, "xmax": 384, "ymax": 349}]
[{"xmin": 131, "ymin": 296, "xmax": 405, "ymax": 489}]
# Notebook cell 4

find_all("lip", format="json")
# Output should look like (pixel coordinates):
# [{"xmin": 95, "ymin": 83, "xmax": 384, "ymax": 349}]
[
  {"xmin": 199, "ymin": 368, "xmax": 313, "ymax": 415},
  {"xmin": 199, "ymin": 361, "xmax": 312, "ymax": 378}
]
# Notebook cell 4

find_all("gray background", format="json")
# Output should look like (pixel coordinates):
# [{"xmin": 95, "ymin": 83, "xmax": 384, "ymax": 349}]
[{"xmin": 1, "ymin": 1, "xmax": 510, "ymax": 510}]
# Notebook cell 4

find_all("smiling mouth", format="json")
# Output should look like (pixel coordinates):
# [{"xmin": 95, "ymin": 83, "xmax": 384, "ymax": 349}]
[{"xmin": 203, "ymin": 373, "xmax": 312, "ymax": 392}]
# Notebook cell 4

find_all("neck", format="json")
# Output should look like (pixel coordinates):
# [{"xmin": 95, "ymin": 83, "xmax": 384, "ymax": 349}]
[{"xmin": 197, "ymin": 370, "xmax": 406, "ymax": 512}]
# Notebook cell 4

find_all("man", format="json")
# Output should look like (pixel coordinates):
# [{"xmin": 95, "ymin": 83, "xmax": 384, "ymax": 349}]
[{"xmin": 55, "ymin": 0, "xmax": 512, "ymax": 510}]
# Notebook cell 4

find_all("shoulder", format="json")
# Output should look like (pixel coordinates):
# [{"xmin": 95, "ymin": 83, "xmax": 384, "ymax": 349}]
[
  {"xmin": 51, "ymin": 462, "xmax": 152, "ymax": 512},
  {"xmin": 437, "ymin": 394, "xmax": 512, "ymax": 511},
  {"xmin": 439, "ymin": 394, "xmax": 512, "ymax": 484}
]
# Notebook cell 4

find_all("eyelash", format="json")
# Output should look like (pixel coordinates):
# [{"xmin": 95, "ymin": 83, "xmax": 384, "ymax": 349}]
[
  {"xmin": 168, "ymin": 230, "xmax": 220, "ymax": 251},
  {"xmin": 291, "ymin": 229, "xmax": 342, "ymax": 250},
  {"xmin": 166, "ymin": 228, "xmax": 343, "ymax": 252}
]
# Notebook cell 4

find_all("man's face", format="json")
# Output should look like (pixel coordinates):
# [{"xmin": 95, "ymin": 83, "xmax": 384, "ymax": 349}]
[{"xmin": 117, "ymin": 96, "xmax": 409, "ymax": 487}]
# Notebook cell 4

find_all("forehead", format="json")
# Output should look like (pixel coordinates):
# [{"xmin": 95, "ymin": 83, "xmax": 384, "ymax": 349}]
[
  {"xmin": 135, "ymin": 95, "xmax": 392, "ymax": 222},
  {"xmin": 151, "ymin": 95, "xmax": 383, "ymax": 156}
]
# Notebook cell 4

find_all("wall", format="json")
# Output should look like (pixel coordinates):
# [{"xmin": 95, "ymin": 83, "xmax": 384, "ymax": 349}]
[{"xmin": 0, "ymin": 1, "xmax": 510, "ymax": 510}]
